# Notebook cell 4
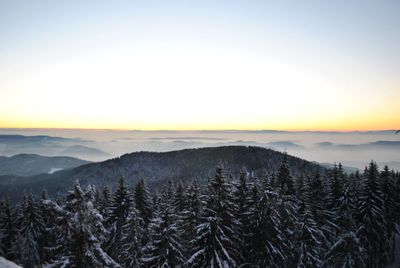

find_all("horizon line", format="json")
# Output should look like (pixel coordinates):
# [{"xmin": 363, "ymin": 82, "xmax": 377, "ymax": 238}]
[{"xmin": 0, "ymin": 127, "xmax": 397, "ymax": 133}]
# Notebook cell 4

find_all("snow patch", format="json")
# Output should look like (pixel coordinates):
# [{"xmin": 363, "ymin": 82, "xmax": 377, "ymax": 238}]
[
  {"xmin": 0, "ymin": 257, "xmax": 22, "ymax": 268},
  {"xmin": 48, "ymin": 167, "xmax": 63, "ymax": 174}
]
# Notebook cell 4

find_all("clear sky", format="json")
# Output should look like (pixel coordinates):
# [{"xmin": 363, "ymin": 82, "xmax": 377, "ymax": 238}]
[{"xmin": 0, "ymin": 0, "xmax": 399, "ymax": 131}]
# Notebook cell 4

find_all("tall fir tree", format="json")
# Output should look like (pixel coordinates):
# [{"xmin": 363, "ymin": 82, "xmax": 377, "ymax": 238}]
[
  {"xmin": 49, "ymin": 182, "xmax": 120, "ymax": 267},
  {"xmin": 142, "ymin": 182, "xmax": 184, "ymax": 267},
  {"xmin": 105, "ymin": 177, "xmax": 132, "ymax": 263},
  {"xmin": 188, "ymin": 167, "xmax": 240, "ymax": 267},
  {"xmin": 180, "ymin": 180, "xmax": 201, "ymax": 259},
  {"xmin": 277, "ymin": 152, "xmax": 295, "ymax": 195},
  {"xmin": 119, "ymin": 206, "xmax": 144, "ymax": 267},
  {"xmin": 134, "ymin": 178, "xmax": 153, "ymax": 226},
  {"xmin": 0, "ymin": 199, "xmax": 17, "ymax": 261},
  {"xmin": 356, "ymin": 162, "xmax": 387, "ymax": 267},
  {"xmin": 14, "ymin": 194, "xmax": 44, "ymax": 268}
]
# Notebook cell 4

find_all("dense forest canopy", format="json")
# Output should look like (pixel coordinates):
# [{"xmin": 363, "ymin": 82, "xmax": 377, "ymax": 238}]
[{"xmin": 0, "ymin": 154, "xmax": 399, "ymax": 267}]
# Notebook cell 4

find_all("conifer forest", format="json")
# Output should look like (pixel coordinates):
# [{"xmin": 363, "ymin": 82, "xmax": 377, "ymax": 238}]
[{"xmin": 1, "ymin": 155, "xmax": 399, "ymax": 268}]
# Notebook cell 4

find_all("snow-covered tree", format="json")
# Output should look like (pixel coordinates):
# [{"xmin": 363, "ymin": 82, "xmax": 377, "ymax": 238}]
[
  {"xmin": 356, "ymin": 162, "xmax": 387, "ymax": 267},
  {"xmin": 188, "ymin": 167, "xmax": 240, "ymax": 267},
  {"xmin": 49, "ymin": 182, "xmax": 120, "ymax": 267},
  {"xmin": 142, "ymin": 183, "xmax": 184, "ymax": 267},
  {"xmin": 14, "ymin": 194, "xmax": 44, "ymax": 268},
  {"xmin": 119, "ymin": 207, "xmax": 144, "ymax": 267},
  {"xmin": 105, "ymin": 177, "xmax": 132, "ymax": 263},
  {"xmin": 277, "ymin": 152, "xmax": 295, "ymax": 195},
  {"xmin": 134, "ymin": 178, "xmax": 153, "ymax": 226},
  {"xmin": 180, "ymin": 180, "xmax": 201, "ymax": 259}
]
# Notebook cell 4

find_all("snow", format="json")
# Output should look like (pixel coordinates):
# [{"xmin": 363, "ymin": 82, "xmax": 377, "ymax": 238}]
[
  {"xmin": 0, "ymin": 257, "xmax": 22, "ymax": 268},
  {"xmin": 48, "ymin": 167, "xmax": 63, "ymax": 174}
]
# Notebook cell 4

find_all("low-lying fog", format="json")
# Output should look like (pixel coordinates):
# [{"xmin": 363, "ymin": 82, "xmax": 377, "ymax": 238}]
[{"xmin": 0, "ymin": 129, "xmax": 399, "ymax": 171}]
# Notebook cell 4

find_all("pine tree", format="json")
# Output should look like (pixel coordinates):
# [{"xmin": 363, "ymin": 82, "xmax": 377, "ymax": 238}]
[
  {"xmin": 380, "ymin": 165, "xmax": 399, "ymax": 262},
  {"xmin": 232, "ymin": 170, "xmax": 253, "ymax": 265},
  {"xmin": 49, "ymin": 182, "xmax": 120, "ymax": 267},
  {"xmin": 119, "ymin": 207, "xmax": 144, "ymax": 267},
  {"xmin": 97, "ymin": 186, "xmax": 112, "ymax": 223},
  {"xmin": 356, "ymin": 162, "xmax": 387, "ymax": 267},
  {"xmin": 180, "ymin": 180, "xmax": 201, "ymax": 259},
  {"xmin": 134, "ymin": 178, "xmax": 153, "ymax": 226},
  {"xmin": 0, "ymin": 199, "xmax": 17, "ymax": 262},
  {"xmin": 257, "ymin": 189, "xmax": 288, "ymax": 267},
  {"xmin": 142, "ymin": 183, "xmax": 184, "ymax": 267},
  {"xmin": 173, "ymin": 181, "xmax": 187, "ymax": 214},
  {"xmin": 15, "ymin": 194, "xmax": 44, "ymax": 268},
  {"xmin": 296, "ymin": 207, "xmax": 325, "ymax": 267},
  {"xmin": 323, "ymin": 183, "xmax": 366, "ymax": 268},
  {"xmin": 277, "ymin": 152, "xmax": 295, "ymax": 195},
  {"xmin": 328, "ymin": 163, "xmax": 344, "ymax": 210},
  {"xmin": 188, "ymin": 167, "xmax": 240, "ymax": 267},
  {"xmin": 106, "ymin": 177, "xmax": 132, "ymax": 263}
]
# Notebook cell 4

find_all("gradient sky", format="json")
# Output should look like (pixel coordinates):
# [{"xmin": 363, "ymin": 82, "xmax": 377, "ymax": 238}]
[{"xmin": 0, "ymin": 0, "xmax": 399, "ymax": 131}]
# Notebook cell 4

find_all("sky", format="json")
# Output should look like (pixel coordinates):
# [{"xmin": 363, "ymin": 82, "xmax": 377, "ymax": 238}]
[{"xmin": 0, "ymin": 0, "xmax": 399, "ymax": 131}]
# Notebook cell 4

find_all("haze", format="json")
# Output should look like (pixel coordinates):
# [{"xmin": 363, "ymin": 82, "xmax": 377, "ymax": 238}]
[{"xmin": 1, "ymin": 0, "xmax": 399, "ymax": 131}]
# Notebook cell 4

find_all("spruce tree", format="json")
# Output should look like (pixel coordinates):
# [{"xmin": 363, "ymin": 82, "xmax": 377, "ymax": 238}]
[
  {"xmin": 356, "ymin": 162, "xmax": 387, "ymax": 267},
  {"xmin": 134, "ymin": 178, "xmax": 153, "ymax": 226},
  {"xmin": 119, "ymin": 207, "xmax": 144, "ymax": 267},
  {"xmin": 380, "ymin": 165, "xmax": 399, "ymax": 262},
  {"xmin": 0, "ymin": 199, "xmax": 17, "ymax": 261},
  {"xmin": 106, "ymin": 177, "xmax": 132, "ymax": 263},
  {"xmin": 180, "ymin": 180, "xmax": 201, "ymax": 259},
  {"xmin": 142, "ymin": 183, "xmax": 184, "ymax": 267},
  {"xmin": 277, "ymin": 152, "xmax": 295, "ymax": 195},
  {"xmin": 15, "ymin": 194, "xmax": 44, "ymax": 268},
  {"xmin": 188, "ymin": 167, "xmax": 240, "ymax": 267},
  {"xmin": 50, "ymin": 182, "xmax": 120, "ymax": 267}
]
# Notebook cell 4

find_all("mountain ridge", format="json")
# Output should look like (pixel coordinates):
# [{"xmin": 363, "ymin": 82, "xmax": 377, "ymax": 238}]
[{"xmin": 0, "ymin": 146, "xmax": 325, "ymax": 202}]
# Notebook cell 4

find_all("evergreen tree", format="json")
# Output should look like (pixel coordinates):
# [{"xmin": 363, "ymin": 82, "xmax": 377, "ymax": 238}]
[
  {"xmin": 296, "ymin": 207, "xmax": 325, "ymax": 267},
  {"xmin": 356, "ymin": 162, "xmax": 387, "ymax": 267},
  {"xmin": 15, "ymin": 194, "xmax": 44, "ymax": 268},
  {"xmin": 134, "ymin": 178, "xmax": 153, "ymax": 226},
  {"xmin": 50, "ymin": 182, "xmax": 120, "ymax": 267},
  {"xmin": 323, "ymin": 183, "xmax": 365, "ymax": 268},
  {"xmin": 380, "ymin": 165, "xmax": 399, "ymax": 262},
  {"xmin": 277, "ymin": 152, "xmax": 295, "ymax": 195},
  {"xmin": 232, "ymin": 170, "xmax": 255, "ymax": 265},
  {"xmin": 188, "ymin": 167, "xmax": 239, "ymax": 267},
  {"xmin": 0, "ymin": 199, "xmax": 17, "ymax": 261},
  {"xmin": 142, "ymin": 183, "xmax": 184, "ymax": 267},
  {"xmin": 173, "ymin": 181, "xmax": 187, "ymax": 214},
  {"xmin": 180, "ymin": 180, "xmax": 201, "ymax": 259},
  {"xmin": 106, "ymin": 177, "xmax": 132, "ymax": 263},
  {"xmin": 119, "ymin": 207, "xmax": 144, "ymax": 267},
  {"xmin": 328, "ymin": 163, "xmax": 344, "ymax": 210}
]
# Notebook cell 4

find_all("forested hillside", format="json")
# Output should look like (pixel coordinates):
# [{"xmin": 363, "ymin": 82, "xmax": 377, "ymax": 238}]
[
  {"xmin": 0, "ymin": 154, "xmax": 399, "ymax": 267},
  {"xmin": 0, "ymin": 146, "xmax": 324, "ymax": 202}
]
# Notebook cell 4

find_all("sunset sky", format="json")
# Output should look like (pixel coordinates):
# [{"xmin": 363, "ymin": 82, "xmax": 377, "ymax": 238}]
[{"xmin": 0, "ymin": 0, "xmax": 399, "ymax": 131}]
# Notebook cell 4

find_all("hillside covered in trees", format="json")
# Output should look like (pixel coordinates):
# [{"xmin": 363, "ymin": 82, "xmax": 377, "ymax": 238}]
[
  {"xmin": 0, "ymin": 146, "xmax": 324, "ymax": 202},
  {"xmin": 1, "ymin": 151, "xmax": 399, "ymax": 267}
]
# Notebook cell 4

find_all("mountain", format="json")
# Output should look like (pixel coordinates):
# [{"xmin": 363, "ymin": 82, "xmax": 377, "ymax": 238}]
[
  {"xmin": 266, "ymin": 141, "xmax": 304, "ymax": 150},
  {"xmin": 0, "ymin": 134, "xmax": 109, "ymax": 161},
  {"xmin": 0, "ymin": 154, "xmax": 90, "ymax": 176},
  {"xmin": 318, "ymin": 162, "xmax": 359, "ymax": 174},
  {"xmin": 0, "ymin": 134, "xmax": 78, "ymax": 144},
  {"xmin": 315, "ymin": 140, "xmax": 400, "ymax": 150},
  {"xmin": 0, "ymin": 146, "xmax": 325, "ymax": 202},
  {"xmin": 60, "ymin": 145, "xmax": 110, "ymax": 159}
]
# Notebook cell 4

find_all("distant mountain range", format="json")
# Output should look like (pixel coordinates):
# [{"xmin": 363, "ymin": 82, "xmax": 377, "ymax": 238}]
[
  {"xmin": 0, "ymin": 154, "xmax": 90, "ymax": 176},
  {"xmin": 315, "ymin": 140, "xmax": 400, "ymax": 150},
  {"xmin": 0, "ymin": 134, "xmax": 109, "ymax": 161},
  {"xmin": 0, "ymin": 146, "xmax": 325, "ymax": 202}
]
